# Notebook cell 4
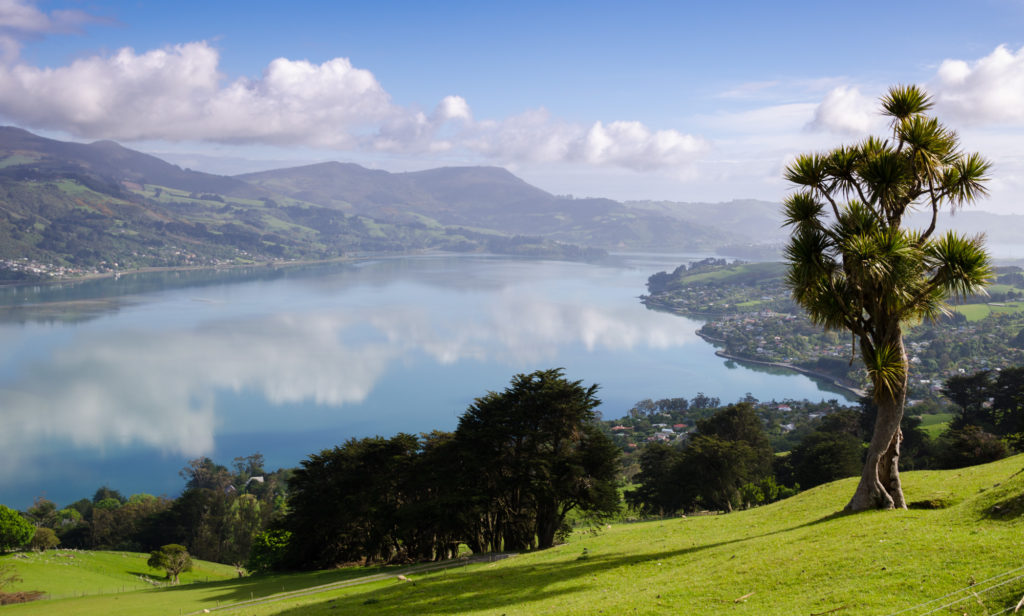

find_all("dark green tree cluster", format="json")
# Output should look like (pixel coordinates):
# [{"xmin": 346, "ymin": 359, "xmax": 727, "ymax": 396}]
[
  {"xmin": 938, "ymin": 368, "xmax": 1024, "ymax": 466},
  {"xmin": 775, "ymin": 409, "xmax": 865, "ymax": 489},
  {"xmin": 630, "ymin": 397, "xmax": 690, "ymax": 417},
  {"xmin": 0, "ymin": 505, "xmax": 34, "ymax": 553},
  {"xmin": 17, "ymin": 453, "xmax": 287, "ymax": 567},
  {"xmin": 626, "ymin": 403, "xmax": 778, "ymax": 514},
  {"xmin": 282, "ymin": 369, "xmax": 621, "ymax": 570},
  {"xmin": 133, "ymin": 454, "xmax": 288, "ymax": 565},
  {"xmin": 624, "ymin": 398, "xmax": 959, "ymax": 514}
]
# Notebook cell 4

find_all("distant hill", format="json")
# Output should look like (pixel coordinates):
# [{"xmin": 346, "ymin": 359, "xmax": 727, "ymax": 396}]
[
  {"xmin": 238, "ymin": 163, "xmax": 738, "ymax": 250},
  {"xmin": 625, "ymin": 198, "xmax": 787, "ymax": 243},
  {"xmin": 0, "ymin": 126, "xmax": 263, "ymax": 198},
  {"xmin": 627, "ymin": 198, "xmax": 1024, "ymax": 260},
  {"xmin": 5, "ymin": 126, "xmax": 1017, "ymax": 281},
  {"xmin": 0, "ymin": 128, "xmax": 613, "ymax": 279}
]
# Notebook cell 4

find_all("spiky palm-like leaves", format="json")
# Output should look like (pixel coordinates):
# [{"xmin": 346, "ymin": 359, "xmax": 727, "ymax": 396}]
[{"xmin": 782, "ymin": 85, "xmax": 993, "ymax": 511}]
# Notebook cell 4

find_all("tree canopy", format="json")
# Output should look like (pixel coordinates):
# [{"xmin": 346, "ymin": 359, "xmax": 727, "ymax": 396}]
[
  {"xmin": 0, "ymin": 505, "xmax": 33, "ymax": 553},
  {"xmin": 456, "ymin": 368, "xmax": 620, "ymax": 550},
  {"xmin": 283, "ymin": 368, "xmax": 620, "ymax": 568},
  {"xmin": 626, "ymin": 403, "xmax": 776, "ymax": 514},
  {"xmin": 782, "ymin": 84, "xmax": 992, "ymax": 511},
  {"xmin": 147, "ymin": 544, "xmax": 192, "ymax": 584}
]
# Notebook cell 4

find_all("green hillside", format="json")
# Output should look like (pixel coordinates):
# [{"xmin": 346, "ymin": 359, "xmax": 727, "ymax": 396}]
[
  {"xmin": 6, "ymin": 456, "xmax": 1024, "ymax": 615},
  {"xmin": 0, "ymin": 127, "xmax": 755, "ymax": 281},
  {"xmin": 0, "ymin": 550, "xmax": 237, "ymax": 603},
  {"xmin": 0, "ymin": 128, "xmax": 610, "ymax": 280}
]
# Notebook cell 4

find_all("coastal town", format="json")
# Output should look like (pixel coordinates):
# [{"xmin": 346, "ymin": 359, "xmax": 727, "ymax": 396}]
[{"xmin": 644, "ymin": 259, "xmax": 1024, "ymax": 404}]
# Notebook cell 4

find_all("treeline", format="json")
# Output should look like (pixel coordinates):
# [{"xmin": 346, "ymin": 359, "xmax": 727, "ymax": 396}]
[
  {"xmin": 2, "ymin": 370, "xmax": 618, "ymax": 572},
  {"xmin": 623, "ymin": 369, "xmax": 1024, "ymax": 516},
  {"xmin": 6, "ymin": 366, "xmax": 1024, "ymax": 573},
  {"xmin": 626, "ymin": 403, "xmax": 788, "ymax": 514},
  {"xmin": 939, "ymin": 367, "xmax": 1024, "ymax": 463},
  {"xmin": 9, "ymin": 454, "xmax": 288, "ymax": 567},
  {"xmin": 278, "ymin": 369, "xmax": 619, "ymax": 570}
]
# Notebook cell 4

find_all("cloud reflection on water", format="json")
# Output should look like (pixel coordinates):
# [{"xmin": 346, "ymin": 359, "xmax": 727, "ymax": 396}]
[{"xmin": 0, "ymin": 289, "xmax": 699, "ymax": 476}]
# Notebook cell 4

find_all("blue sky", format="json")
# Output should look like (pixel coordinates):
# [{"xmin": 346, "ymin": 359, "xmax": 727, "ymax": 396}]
[{"xmin": 1, "ymin": 0, "xmax": 1023, "ymax": 211}]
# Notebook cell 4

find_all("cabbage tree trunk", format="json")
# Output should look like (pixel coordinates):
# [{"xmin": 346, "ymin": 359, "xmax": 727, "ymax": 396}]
[{"xmin": 846, "ymin": 336, "xmax": 908, "ymax": 511}]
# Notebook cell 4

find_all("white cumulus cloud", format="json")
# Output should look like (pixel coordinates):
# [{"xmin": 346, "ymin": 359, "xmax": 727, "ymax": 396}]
[
  {"xmin": 806, "ymin": 86, "xmax": 879, "ymax": 134},
  {"xmin": 463, "ymin": 110, "xmax": 707, "ymax": 171},
  {"xmin": 580, "ymin": 121, "xmax": 707, "ymax": 170},
  {"xmin": 933, "ymin": 44, "xmax": 1024, "ymax": 125},
  {"xmin": 0, "ymin": 42, "xmax": 401, "ymax": 147},
  {"xmin": 0, "ymin": 37, "xmax": 709, "ymax": 172}
]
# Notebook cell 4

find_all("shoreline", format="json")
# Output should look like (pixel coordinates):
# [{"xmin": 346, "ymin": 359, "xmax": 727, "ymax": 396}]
[
  {"xmin": 0, "ymin": 247, "xmax": 603, "ymax": 290},
  {"xmin": 0, "ymin": 252, "xmax": 411, "ymax": 290},
  {"xmin": 694, "ymin": 329, "xmax": 867, "ymax": 400}
]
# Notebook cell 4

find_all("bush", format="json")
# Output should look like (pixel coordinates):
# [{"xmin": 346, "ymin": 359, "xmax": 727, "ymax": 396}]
[
  {"xmin": 29, "ymin": 527, "xmax": 59, "ymax": 552},
  {"xmin": 938, "ymin": 425, "xmax": 1009, "ymax": 469},
  {"xmin": 0, "ymin": 506, "xmax": 33, "ymax": 553},
  {"xmin": 247, "ymin": 529, "xmax": 291, "ymax": 573}
]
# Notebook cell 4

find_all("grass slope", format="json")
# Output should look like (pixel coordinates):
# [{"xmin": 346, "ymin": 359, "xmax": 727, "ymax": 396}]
[
  {"xmin": 1, "ymin": 550, "xmax": 238, "ymax": 600},
  {"xmin": 917, "ymin": 412, "xmax": 955, "ymax": 438},
  {"xmin": 671, "ymin": 261, "xmax": 786, "ymax": 286},
  {"xmin": 8, "ymin": 456, "xmax": 1024, "ymax": 615}
]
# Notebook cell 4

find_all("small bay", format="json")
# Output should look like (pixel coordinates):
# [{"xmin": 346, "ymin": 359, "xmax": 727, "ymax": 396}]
[{"xmin": 0, "ymin": 253, "xmax": 852, "ymax": 508}]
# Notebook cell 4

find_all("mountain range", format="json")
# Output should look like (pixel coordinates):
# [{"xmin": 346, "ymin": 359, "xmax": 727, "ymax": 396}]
[{"xmin": 0, "ymin": 126, "xmax": 1019, "ymax": 281}]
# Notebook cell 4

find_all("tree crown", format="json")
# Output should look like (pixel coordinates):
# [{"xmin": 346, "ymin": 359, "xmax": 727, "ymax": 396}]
[{"xmin": 782, "ymin": 84, "xmax": 993, "ymax": 399}]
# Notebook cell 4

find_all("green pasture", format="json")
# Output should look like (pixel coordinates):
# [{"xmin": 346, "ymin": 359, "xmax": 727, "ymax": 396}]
[
  {"xmin": 916, "ymin": 412, "xmax": 955, "ymax": 438},
  {"xmin": 0, "ymin": 154, "xmax": 40, "ymax": 168},
  {"xmin": 951, "ymin": 302, "xmax": 1024, "ymax": 322},
  {"xmin": 676, "ymin": 261, "xmax": 786, "ymax": 285},
  {"xmin": 8, "ymin": 455, "xmax": 1024, "ymax": 615},
  {"xmin": 1, "ymin": 550, "xmax": 237, "ymax": 600}
]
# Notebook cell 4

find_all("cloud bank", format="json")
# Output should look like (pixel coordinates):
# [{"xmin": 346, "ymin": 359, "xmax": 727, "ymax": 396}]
[
  {"xmin": 0, "ymin": 36, "xmax": 705, "ymax": 171},
  {"xmin": 933, "ymin": 44, "xmax": 1024, "ymax": 125},
  {"xmin": 803, "ymin": 45, "xmax": 1024, "ymax": 137}
]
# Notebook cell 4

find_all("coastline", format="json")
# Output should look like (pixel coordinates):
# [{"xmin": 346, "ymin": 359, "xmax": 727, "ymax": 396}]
[
  {"xmin": 0, "ymin": 252, "xmax": 395, "ymax": 290},
  {"xmin": 694, "ymin": 329, "xmax": 867, "ymax": 400},
  {"xmin": 0, "ymin": 247, "xmax": 602, "ymax": 291}
]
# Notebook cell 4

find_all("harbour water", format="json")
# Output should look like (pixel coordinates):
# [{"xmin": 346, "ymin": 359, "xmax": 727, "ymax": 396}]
[{"xmin": 0, "ymin": 254, "xmax": 852, "ymax": 508}]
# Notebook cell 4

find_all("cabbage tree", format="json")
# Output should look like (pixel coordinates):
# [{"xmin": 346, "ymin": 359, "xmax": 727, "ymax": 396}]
[{"xmin": 782, "ymin": 84, "xmax": 992, "ymax": 511}]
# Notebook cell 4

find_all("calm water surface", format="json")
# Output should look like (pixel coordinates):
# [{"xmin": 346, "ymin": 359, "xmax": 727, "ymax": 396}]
[{"xmin": 0, "ymin": 254, "xmax": 851, "ymax": 508}]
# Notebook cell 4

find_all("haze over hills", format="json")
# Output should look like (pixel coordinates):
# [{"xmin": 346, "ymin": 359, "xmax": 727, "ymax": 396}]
[
  {"xmin": 236, "ymin": 162, "xmax": 737, "ymax": 250},
  {"xmin": 625, "ymin": 198, "xmax": 1024, "ymax": 259},
  {"xmin": 0, "ymin": 126, "xmax": 1021, "ymax": 281}
]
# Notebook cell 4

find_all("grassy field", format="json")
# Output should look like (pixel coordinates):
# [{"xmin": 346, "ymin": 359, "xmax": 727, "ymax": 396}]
[
  {"xmin": 675, "ymin": 261, "xmax": 786, "ymax": 285},
  {"xmin": 916, "ymin": 411, "xmax": 954, "ymax": 438},
  {"xmin": 1, "ymin": 550, "xmax": 239, "ymax": 600},
  {"xmin": 953, "ymin": 302, "xmax": 1024, "ymax": 322},
  {"xmin": 7, "ymin": 456, "xmax": 1024, "ymax": 615}
]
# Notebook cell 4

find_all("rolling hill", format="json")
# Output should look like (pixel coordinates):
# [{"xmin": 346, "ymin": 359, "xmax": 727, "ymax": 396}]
[
  {"xmin": 0, "ymin": 128, "xmax": 613, "ymax": 279},
  {"xmin": 5, "ymin": 455, "xmax": 1024, "ymax": 615},
  {"xmin": 7, "ymin": 126, "xmax": 1017, "ymax": 282}
]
